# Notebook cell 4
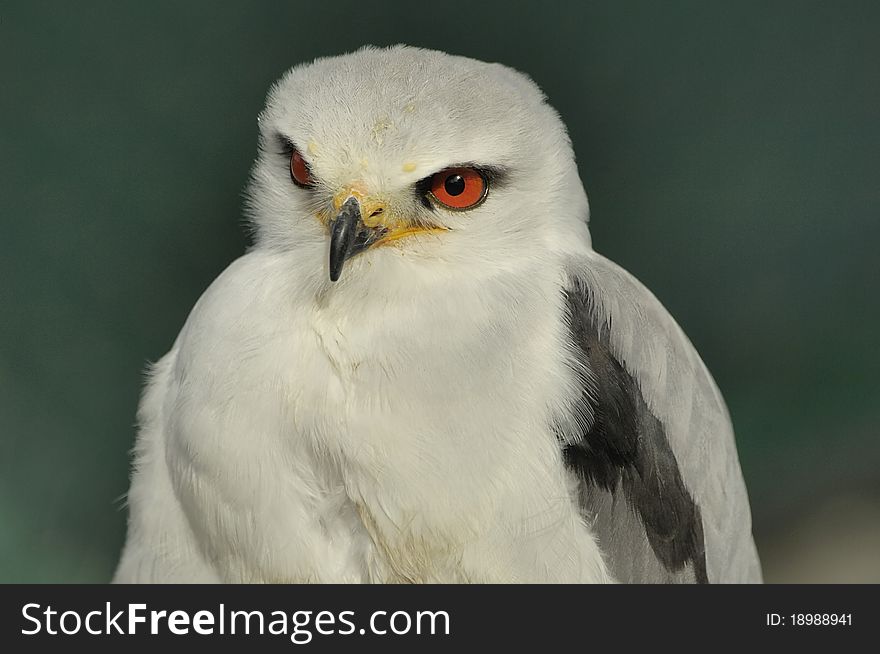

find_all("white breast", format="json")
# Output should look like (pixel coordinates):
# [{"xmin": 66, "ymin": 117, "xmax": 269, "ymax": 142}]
[{"xmin": 160, "ymin": 248, "xmax": 610, "ymax": 582}]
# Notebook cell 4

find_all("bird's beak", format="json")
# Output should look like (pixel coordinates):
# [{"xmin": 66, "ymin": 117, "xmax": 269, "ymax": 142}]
[
  {"xmin": 328, "ymin": 196, "xmax": 363, "ymax": 282},
  {"xmin": 327, "ymin": 190, "xmax": 445, "ymax": 282},
  {"xmin": 328, "ymin": 194, "xmax": 393, "ymax": 282}
]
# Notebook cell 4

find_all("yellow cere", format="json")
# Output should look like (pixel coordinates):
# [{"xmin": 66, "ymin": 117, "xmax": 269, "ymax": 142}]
[{"xmin": 360, "ymin": 200, "xmax": 389, "ymax": 228}]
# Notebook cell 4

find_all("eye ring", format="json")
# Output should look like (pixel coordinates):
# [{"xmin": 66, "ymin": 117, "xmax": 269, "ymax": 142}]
[
  {"xmin": 427, "ymin": 167, "xmax": 488, "ymax": 211},
  {"xmin": 289, "ymin": 148, "xmax": 314, "ymax": 188}
]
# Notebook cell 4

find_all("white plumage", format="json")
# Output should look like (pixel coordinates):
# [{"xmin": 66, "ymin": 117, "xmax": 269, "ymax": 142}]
[{"xmin": 114, "ymin": 46, "xmax": 760, "ymax": 583}]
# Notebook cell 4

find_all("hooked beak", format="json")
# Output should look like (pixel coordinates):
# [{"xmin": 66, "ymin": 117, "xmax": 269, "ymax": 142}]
[
  {"xmin": 328, "ymin": 193, "xmax": 393, "ymax": 282},
  {"xmin": 327, "ymin": 193, "xmax": 446, "ymax": 282},
  {"xmin": 328, "ymin": 196, "xmax": 363, "ymax": 282}
]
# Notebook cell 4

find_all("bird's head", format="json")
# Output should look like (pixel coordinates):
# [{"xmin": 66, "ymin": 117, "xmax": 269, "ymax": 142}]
[{"xmin": 246, "ymin": 46, "xmax": 591, "ymax": 289}]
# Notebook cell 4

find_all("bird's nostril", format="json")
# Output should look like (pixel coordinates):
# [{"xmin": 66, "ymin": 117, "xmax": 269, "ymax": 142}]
[{"xmin": 369, "ymin": 208, "xmax": 384, "ymax": 218}]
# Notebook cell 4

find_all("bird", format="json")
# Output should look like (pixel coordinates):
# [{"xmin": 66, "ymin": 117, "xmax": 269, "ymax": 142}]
[{"xmin": 113, "ymin": 45, "xmax": 761, "ymax": 584}]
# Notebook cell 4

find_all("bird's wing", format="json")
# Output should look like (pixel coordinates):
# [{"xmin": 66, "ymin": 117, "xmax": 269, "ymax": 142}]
[
  {"xmin": 114, "ymin": 348, "xmax": 219, "ymax": 583},
  {"xmin": 560, "ymin": 251, "xmax": 761, "ymax": 583}
]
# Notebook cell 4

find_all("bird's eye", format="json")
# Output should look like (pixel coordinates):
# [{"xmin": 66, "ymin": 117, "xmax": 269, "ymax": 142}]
[
  {"xmin": 290, "ymin": 148, "xmax": 314, "ymax": 187},
  {"xmin": 428, "ymin": 167, "xmax": 488, "ymax": 210}
]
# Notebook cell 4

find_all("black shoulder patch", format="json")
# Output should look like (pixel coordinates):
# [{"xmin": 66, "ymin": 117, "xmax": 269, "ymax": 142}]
[{"xmin": 562, "ymin": 284, "xmax": 709, "ymax": 584}]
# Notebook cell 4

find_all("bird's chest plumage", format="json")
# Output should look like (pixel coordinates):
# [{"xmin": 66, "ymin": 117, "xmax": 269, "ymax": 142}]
[
  {"xmin": 294, "ymin": 283, "xmax": 569, "ymax": 479},
  {"xmin": 166, "ymin": 258, "xmax": 591, "ymax": 582}
]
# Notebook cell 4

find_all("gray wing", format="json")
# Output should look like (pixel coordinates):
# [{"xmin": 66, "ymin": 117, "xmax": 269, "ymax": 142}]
[{"xmin": 560, "ymin": 252, "xmax": 762, "ymax": 583}]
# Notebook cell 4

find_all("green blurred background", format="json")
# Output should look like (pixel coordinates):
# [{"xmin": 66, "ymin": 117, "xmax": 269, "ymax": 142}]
[{"xmin": 1, "ymin": 1, "xmax": 878, "ymax": 582}]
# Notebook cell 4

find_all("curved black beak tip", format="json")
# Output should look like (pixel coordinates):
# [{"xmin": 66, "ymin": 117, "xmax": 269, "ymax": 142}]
[{"xmin": 329, "ymin": 196, "xmax": 361, "ymax": 282}]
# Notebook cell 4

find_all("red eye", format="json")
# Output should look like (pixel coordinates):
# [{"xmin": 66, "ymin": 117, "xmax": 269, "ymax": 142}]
[
  {"xmin": 290, "ymin": 148, "xmax": 313, "ymax": 187},
  {"xmin": 429, "ymin": 167, "xmax": 488, "ymax": 210}
]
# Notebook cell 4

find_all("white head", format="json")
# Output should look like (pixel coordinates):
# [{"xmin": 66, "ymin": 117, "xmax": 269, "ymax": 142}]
[{"xmin": 246, "ymin": 45, "xmax": 591, "ymax": 296}]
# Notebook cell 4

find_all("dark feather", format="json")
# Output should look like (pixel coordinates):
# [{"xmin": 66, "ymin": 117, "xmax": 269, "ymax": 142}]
[{"xmin": 561, "ymin": 282, "xmax": 709, "ymax": 583}]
